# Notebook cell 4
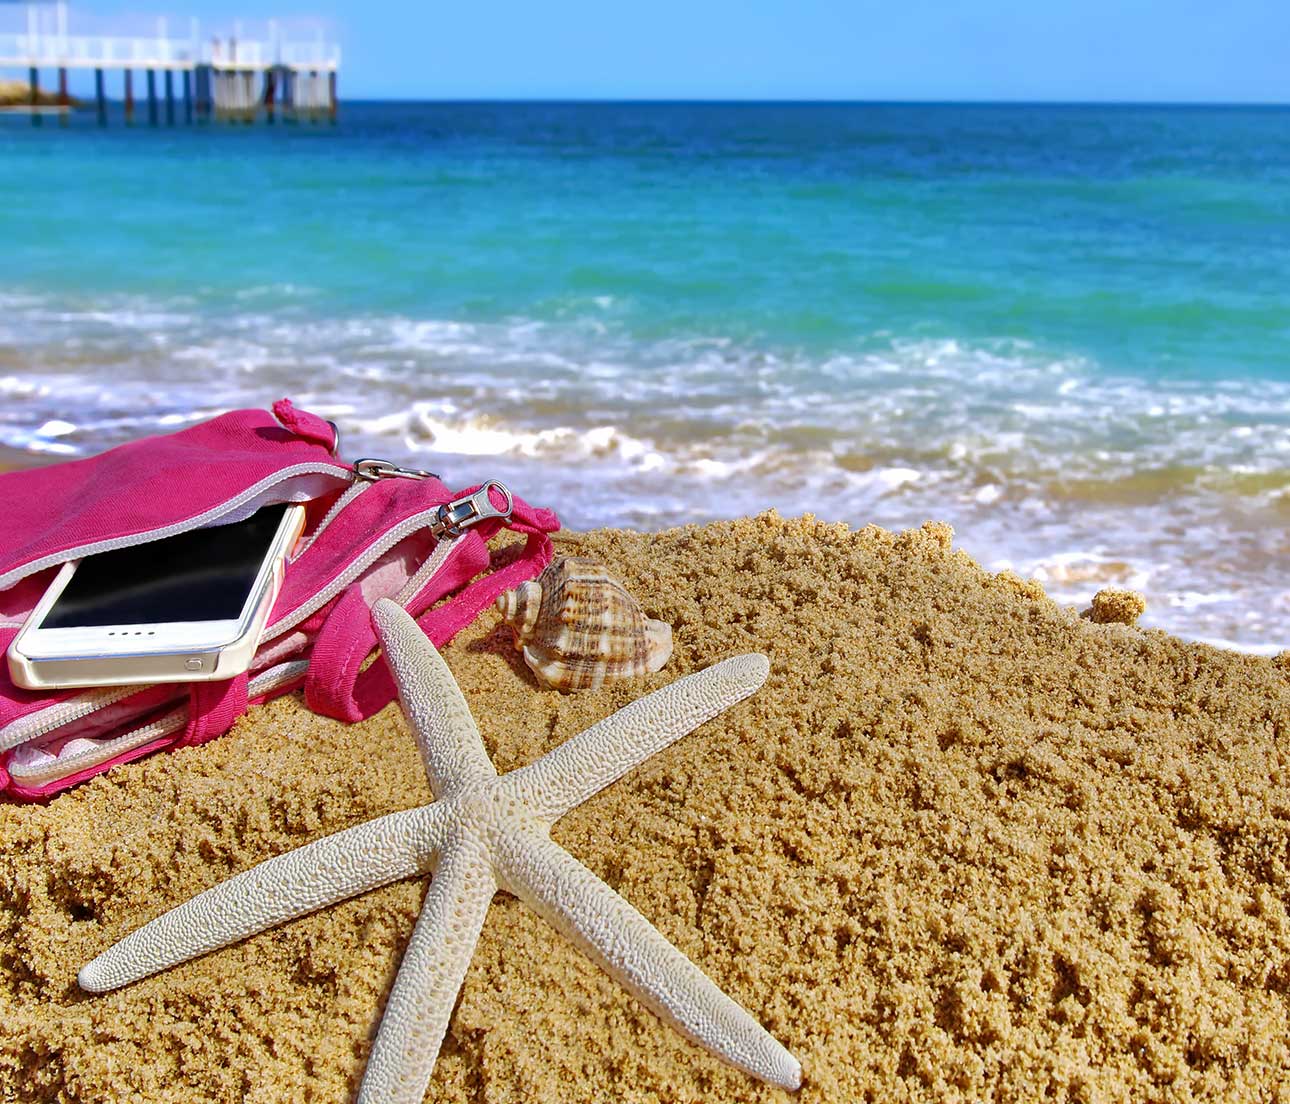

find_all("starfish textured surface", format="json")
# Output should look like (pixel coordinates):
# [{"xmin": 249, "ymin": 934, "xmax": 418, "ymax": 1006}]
[{"xmin": 79, "ymin": 598, "xmax": 802, "ymax": 1102}]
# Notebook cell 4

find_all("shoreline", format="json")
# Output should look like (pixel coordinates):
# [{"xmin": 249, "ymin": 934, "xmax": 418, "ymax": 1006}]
[
  {"xmin": 0, "ymin": 433, "xmax": 1282, "ymax": 657},
  {"xmin": 3, "ymin": 514, "xmax": 1288, "ymax": 1101}
]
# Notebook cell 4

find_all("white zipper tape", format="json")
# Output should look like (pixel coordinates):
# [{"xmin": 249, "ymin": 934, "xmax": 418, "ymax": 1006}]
[
  {"xmin": 7, "ymin": 659, "xmax": 310, "ymax": 785},
  {"xmin": 0, "ymin": 682, "xmax": 151, "ymax": 752},
  {"xmin": 299, "ymin": 479, "xmax": 371, "ymax": 554},
  {"xmin": 264, "ymin": 507, "xmax": 456, "ymax": 639},
  {"xmin": 393, "ymin": 533, "xmax": 460, "ymax": 607}
]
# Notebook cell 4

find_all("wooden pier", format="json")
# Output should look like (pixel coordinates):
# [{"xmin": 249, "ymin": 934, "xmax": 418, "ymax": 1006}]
[{"xmin": 0, "ymin": 2, "xmax": 340, "ymax": 125}]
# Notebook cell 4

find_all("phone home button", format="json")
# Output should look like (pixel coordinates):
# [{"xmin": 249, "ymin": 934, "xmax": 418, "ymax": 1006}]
[{"xmin": 185, "ymin": 658, "xmax": 204, "ymax": 672}]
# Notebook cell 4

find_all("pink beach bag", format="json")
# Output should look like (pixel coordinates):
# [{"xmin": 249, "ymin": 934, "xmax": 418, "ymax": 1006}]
[{"xmin": 0, "ymin": 399, "xmax": 560, "ymax": 801}]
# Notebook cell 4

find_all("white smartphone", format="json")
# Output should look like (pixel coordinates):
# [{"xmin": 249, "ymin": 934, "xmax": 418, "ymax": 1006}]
[{"xmin": 7, "ymin": 504, "xmax": 306, "ymax": 691}]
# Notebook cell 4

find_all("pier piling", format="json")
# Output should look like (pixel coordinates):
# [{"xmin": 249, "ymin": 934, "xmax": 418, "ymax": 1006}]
[
  {"xmin": 183, "ymin": 69, "xmax": 192, "ymax": 124},
  {"xmin": 123, "ymin": 68, "xmax": 133, "ymax": 123},
  {"xmin": 28, "ymin": 65, "xmax": 39, "ymax": 126},
  {"xmin": 264, "ymin": 67, "xmax": 276, "ymax": 124},
  {"xmin": 94, "ymin": 66, "xmax": 105, "ymax": 126},
  {"xmin": 194, "ymin": 64, "xmax": 211, "ymax": 121},
  {"xmin": 57, "ymin": 65, "xmax": 67, "ymax": 125},
  {"xmin": 164, "ymin": 69, "xmax": 174, "ymax": 125},
  {"xmin": 146, "ymin": 68, "xmax": 157, "ymax": 125},
  {"xmin": 282, "ymin": 65, "xmax": 294, "ymax": 122}
]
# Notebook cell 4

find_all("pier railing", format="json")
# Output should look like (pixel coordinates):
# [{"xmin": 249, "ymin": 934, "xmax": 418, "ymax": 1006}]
[
  {"xmin": 0, "ymin": 32, "xmax": 339, "ymax": 71},
  {"xmin": 0, "ymin": 33, "xmax": 193, "ymax": 68}
]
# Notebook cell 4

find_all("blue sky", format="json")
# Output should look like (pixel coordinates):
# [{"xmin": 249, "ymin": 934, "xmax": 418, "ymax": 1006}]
[{"xmin": 17, "ymin": 0, "xmax": 1290, "ymax": 102}]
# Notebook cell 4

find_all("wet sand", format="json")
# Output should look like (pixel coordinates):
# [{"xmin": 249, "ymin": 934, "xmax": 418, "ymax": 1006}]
[{"xmin": 3, "ymin": 515, "xmax": 1289, "ymax": 1102}]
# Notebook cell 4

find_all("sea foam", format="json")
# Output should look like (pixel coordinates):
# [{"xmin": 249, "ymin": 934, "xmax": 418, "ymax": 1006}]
[{"xmin": 1, "ymin": 290, "xmax": 1286, "ymax": 651}]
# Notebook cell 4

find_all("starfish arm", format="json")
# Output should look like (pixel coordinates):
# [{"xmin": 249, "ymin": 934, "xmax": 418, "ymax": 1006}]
[
  {"xmin": 504, "ymin": 654, "xmax": 770, "ymax": 823},
  {"xmin": 372, "ymin": 598, "xmax": 497, "ymax": 798},
  {"xmin": 79, "ymin": 804, "xmax": 447, "ymax": 994},
  {"xmin": 358, "ymin": 838, "xmax": 496, "ymax": 1104},
  {"xmin": 496, "ymin": 831, "xmax": 801, "ymax": 1091}
]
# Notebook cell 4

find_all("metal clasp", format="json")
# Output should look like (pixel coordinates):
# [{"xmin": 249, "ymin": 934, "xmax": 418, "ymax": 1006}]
[
  {"xmin": 430, "ymin": 480, "xmax": 514, "ymax": 539},
  {"xmin": 353, "ymin": 457, "xmax": 439, "ymax": 482}
]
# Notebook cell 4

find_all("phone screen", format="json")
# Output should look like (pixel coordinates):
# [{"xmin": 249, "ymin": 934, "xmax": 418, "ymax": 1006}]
[{"xmin": 42, "ymin": 506, "xmax": 290, "ymax": 629}]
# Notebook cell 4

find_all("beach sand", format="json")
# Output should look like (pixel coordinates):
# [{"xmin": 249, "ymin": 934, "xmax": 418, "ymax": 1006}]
[{"xmin": 3, "ymin": 514, "xmax": 1289, "ymax": 1102}]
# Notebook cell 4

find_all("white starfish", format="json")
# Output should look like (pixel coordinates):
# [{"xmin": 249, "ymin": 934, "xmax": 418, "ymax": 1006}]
[{"xmin": 79, "ymin": 598, "xmax": 802, "ymax": 1101}]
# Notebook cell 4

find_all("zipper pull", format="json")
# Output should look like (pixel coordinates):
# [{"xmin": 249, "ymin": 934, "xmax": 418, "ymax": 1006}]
[
  {"xmin": 430, "ymin": 481, "xmax": 515, "ymax": 539},
  {"xmin": 353, "ymin": 457, "xmax": 439, "ymax": 482}
]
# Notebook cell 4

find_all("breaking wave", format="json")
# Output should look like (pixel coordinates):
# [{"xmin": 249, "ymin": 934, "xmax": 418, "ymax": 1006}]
[{"xmin": 1, "ymin": 290, "xmax": 1287, "ymax": 651}]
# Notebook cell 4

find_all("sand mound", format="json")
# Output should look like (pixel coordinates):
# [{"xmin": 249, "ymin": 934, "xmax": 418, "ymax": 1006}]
[
  {"xmin": 0, "ymin": 80, "xmax": 77, "ymax": 109},
  {"xmin": 3, "ymin": 515, "xmax": 1289, "ymax": 1102}
]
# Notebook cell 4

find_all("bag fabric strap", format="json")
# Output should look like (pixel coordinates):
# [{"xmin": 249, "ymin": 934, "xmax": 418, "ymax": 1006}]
[
  {"xmin": 303, "ymin": 536, "xmax": 484, "ymax": 721},
  {"xmin": 182, "ymin": 674, "xmax": 250, "ymax": 747}
]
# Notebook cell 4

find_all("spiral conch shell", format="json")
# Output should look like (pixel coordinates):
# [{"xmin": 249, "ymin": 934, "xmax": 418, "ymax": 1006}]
[{"xmin": 496, "ymin": 556, "xmax": 673, "ymax": 691}]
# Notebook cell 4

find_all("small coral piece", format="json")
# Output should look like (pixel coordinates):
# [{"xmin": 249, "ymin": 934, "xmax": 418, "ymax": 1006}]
[{"xmin": 1086, "ymin": 588, "xmax": 1147, "ymax": 627}]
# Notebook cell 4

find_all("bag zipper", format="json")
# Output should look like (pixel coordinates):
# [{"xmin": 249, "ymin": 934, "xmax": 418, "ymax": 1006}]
[
  {"xmin": 7, "ymin": 659, "xmax": 310, "ymax": 785},
  {"xmin": 0, "ymin": 683, "xmax": 150, "ymax": 753},
  {"xmin": 301, "ymin": 457, "xmax": 449, "ymax": 553},
  {"xmin": 300, "ymin": 479, "xmax": 371, "ymax": 553},
  {"xmin": 265, "ymin": 481, "xmax": 515, "ymax": 640}
]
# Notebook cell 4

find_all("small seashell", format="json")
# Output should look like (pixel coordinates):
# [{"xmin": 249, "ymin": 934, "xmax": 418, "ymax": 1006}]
[{"xmin": 495, "ymin": 556, "xmax": 673, "ymax": 691}]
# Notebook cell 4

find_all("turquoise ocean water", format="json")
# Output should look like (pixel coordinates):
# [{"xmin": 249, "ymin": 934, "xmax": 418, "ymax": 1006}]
[{"xmin": 1, "ymin": 102, "xmax": 1287, "ymax": 649}]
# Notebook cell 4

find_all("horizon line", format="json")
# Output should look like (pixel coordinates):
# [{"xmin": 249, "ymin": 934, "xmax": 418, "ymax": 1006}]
[{"xmin": 335, "ymin": 96, "xmax": 1290, "ymax": 108}]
